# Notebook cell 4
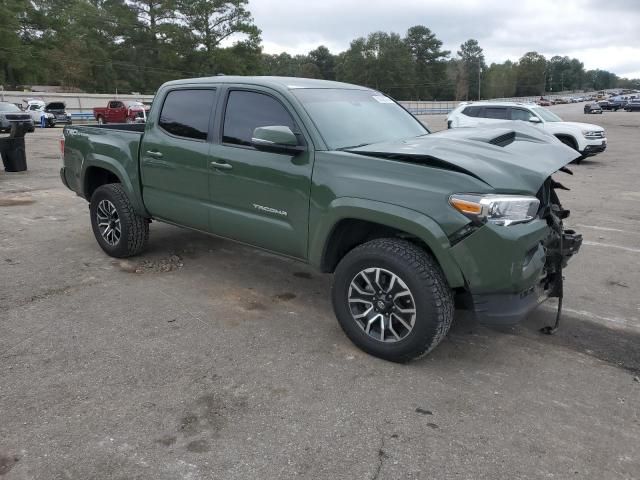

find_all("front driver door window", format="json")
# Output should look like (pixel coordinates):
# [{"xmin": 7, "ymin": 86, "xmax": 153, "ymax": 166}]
[
  {"xmin": 510, "ymin": 108, "xmax": 533, "ymax": 121},
  {"xmin": 207, "ymin": 89, "xmax": 312, "ymax": 259}
]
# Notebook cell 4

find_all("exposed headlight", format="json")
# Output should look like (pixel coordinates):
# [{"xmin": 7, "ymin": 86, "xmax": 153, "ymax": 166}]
[
  {"xmin": 582, "ymin": 129, "xmax": 603, "ymax": 138},
  {"xmin": 449, "ymin": 194, "xmax": 540, "ymax": 226}
]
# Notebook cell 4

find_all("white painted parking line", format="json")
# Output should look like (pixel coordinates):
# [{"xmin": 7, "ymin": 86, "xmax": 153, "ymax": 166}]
[
  {"xmin": 575, "ymin": 224, "xmax": 640, "ymax": 235},
  {"xmin": 542, "ymin": 304, "xmax": 640, "ymax": 331},
  {"xmin": 582, "ymin": 240, "xmax": 640, "ymax": 253},
  {"xmin": 574, "ymin": 217, "xmax": 640, "ymax": 228}
]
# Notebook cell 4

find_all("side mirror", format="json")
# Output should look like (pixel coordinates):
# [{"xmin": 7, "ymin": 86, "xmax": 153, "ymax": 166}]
[
  {"xmin": 528, "ymin": 116, "xmax": 542, "ymax": 123},
  {"xmin": 251, "ymin": 126, "xmax": 303, "ymax": 153}
]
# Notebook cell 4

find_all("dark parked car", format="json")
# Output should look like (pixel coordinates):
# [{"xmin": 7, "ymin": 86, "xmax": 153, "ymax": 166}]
[
  {"xmin": 45, "ymin": 102, "xmax": 72, "ymax": 125},
  {"xmin": 624, "ymin": 100, "xmax": 640, "ymax": 111},
  {"xmin": 0, "ymin": 102, "xmax": 35, "ymax": 133},
  {"xmin": 584, "ymin": 103, "xmax": 603, "ymax": 114},
  {"xmin": 598, "ymin": 100, "xmax": 625, "ymax": 111}
]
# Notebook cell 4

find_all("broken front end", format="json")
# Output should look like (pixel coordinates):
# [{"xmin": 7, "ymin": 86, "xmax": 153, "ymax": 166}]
[{"xmin": 449, "ymin": 175, "xmax": 582, "ymax": 326}]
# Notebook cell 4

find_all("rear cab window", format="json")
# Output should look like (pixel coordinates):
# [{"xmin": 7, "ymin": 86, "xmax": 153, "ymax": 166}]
[
  {"xmin": 158, "ymin": 89, "xmax": 217, "ymax": 141},
  {"xmin": 222, "ymin": 90, "xmax": 296, "ymax": 147}
]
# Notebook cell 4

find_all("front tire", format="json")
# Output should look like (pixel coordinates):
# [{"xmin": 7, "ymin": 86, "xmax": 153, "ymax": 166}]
[
  {"xmin": 89, "ymin": 183, "xmax": 149, "ymax": 258},
  {"xmin": 332, "ymin": 238, "xmax": 454, "ymax": 362}
]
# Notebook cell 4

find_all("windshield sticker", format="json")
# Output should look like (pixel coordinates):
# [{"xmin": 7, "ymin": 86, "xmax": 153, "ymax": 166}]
[{"xmin": 372, "ymin": 95, "xmax": 394, "ymax": 104}]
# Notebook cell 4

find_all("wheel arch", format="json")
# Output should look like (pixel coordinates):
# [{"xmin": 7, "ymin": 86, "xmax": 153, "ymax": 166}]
[
  {"xmin": 84, "ymin": 165, "xmax": 121, "ymax": 200},
  {"xmin": 82, "ymin": 159, "xmax": 148, "ymax": 216},
  {"xmin": 310, "ymin": 198, "xmax": 465, "ymax": 288},
  {"xmin": 554, "ymin": 133, "xmax": 579, "ymax": 150}
]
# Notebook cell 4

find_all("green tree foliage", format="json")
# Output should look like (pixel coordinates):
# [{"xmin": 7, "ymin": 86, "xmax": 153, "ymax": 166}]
[
  {"xmin": 336, "ymin": 31, "xmax": 415, "ymax": 98},
  {"xmin": 457, "ymin": 39, "xmax": 485, "ymax": 100},
  {"xmin": 585, "ymin": 69, "xmax": 619, "ymax": 90},
  {"xmin": 0, "ymin": 0, "xmax": 27, "ymax": 85},
  {"xmin": 516, "ymin": 51, "xmax": 546, "ymax": 96},
  {"xmin": 1, "ymin": 9, "xmax": 638, "ymax": 98},
  {"xmin": 177, "ymin": 0, "xmax": 261, "ymax": 75},
  {"xmin": 308, "ymin": 45, "xmax": 336, "ymax": 80},
  {"xmin": 546, "ymin": 55, "xmax": 585, "ymax": 92},
  {"xmin": 404, "ymin": 25, "xmax": 450, "ymax": 99},
  {"xmin": 482, "ymin": 60, "xmax": 517, "ymax": 99}
]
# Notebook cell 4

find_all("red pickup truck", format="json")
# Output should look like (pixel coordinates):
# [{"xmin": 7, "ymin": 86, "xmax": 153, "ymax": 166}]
[{"xmin": 93, "ymin": 100, "xmax": 148, "ymax": 124}]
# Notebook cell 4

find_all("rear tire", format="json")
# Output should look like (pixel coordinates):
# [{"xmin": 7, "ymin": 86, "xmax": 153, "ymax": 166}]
[
  {"xmin": 97, "ymin": 116, "xmax": 105, "ymax": 125},
  {"xmin": 332, "ymin": 238, "xmax": 454, "ymax": 362},
  {"xmin": 89, "ymin": 183, "xmax": 149, "ymax": 258}
]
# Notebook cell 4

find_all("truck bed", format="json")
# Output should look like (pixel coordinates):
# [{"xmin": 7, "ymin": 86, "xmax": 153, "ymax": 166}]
[{"xmin": 61, "ymin": 123, "xmax": 146, "ymax": 212}]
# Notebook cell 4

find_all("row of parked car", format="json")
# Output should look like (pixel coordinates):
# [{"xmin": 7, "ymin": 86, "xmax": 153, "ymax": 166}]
[
  {"xmin": 0, "ymin": 99, "xmax": 73, "ymax": 132},
  {"xmin": 584, "ymin": 99, "xmax": 640, "ymax": 114},
  {"xmin": 536, "ymin": 96, "xmax": 592, "ymax": 106},
  {"xmin": 0, "ymin": 97, "xmax": 153, "ymax": 133}
]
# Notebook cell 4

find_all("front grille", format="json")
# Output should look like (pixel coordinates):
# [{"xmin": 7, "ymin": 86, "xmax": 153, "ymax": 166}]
[{"xmin": 5, "ymin": 114, "xmax": 30, "ymax": 121}]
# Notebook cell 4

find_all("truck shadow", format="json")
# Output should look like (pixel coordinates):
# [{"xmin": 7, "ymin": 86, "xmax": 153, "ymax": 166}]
[
  {"xmin": 142, "ymin": 224, "xmax": 640, "ymax": 374},
  {"xmin": 446, "ymin": 308, "xmax": 640, "ymax": 375}
]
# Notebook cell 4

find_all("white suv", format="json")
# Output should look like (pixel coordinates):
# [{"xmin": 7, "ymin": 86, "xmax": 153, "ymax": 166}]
[{"xmin": 447, "ymin": 102, "xmax": 607, "ymax": 162}]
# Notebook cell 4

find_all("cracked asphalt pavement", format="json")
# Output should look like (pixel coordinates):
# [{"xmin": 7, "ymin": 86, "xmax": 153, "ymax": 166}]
[{"xmin": 1, "ymin": 104, "xmax": 639, "ymax": 479}]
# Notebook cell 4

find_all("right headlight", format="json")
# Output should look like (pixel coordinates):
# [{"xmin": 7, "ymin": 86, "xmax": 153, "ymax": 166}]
[{"xmin": 449, "ymin": 194, "xmax": 540, "ymax": 226}]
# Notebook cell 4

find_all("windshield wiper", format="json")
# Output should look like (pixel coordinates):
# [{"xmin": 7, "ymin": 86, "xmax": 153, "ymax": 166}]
[{"xmin": 336, "ymin": 143, "xmax": 371, "ymax": 151}]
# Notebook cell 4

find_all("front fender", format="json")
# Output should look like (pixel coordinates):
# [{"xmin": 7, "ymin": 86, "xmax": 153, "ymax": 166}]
[{"xmin": 308, "ymin": 197, "xmax": 465, "ymax": 288}]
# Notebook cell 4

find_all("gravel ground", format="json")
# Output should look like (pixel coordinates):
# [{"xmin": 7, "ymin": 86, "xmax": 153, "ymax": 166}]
[{"xmin": 1, "ymin": 104, "xmax": 639, "ymax": 479}]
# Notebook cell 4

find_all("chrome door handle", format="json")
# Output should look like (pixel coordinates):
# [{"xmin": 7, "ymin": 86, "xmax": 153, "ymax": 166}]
[
  {"xmin": 145, "ymin": 150, "xmax": 163, "ymax": 158},
  {"xmin": 210, "ymin": 161, "xmax": 232, "ymax": 170}
]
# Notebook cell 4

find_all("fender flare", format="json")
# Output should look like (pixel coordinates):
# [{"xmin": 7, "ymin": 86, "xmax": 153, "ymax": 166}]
[
  {"xmin": 81, "ymin": 156, "xmax": 149, "ymax": 216},
  {"xmin": 308, "ymin": 197, "xmax": 465, "ymax": 288},
  {"xmin": 553, "ymin": 133, "xmax": 579, "ymax": 151}
]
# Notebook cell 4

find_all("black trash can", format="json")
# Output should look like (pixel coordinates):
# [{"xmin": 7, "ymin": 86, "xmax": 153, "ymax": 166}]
[{"xmin": 0, "ymin": 121, "xmax": 28, "ymax": 172}]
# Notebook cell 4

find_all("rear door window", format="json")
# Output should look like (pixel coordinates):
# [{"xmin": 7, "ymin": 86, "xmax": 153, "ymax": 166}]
[
  {"xmin": 222, "ymin": 90, "xmax": 296, "ymax": 147},
  {"xmin": 484, "ymin": 107, "xmax": 508, "ymax": 119},
  {"xmin": 158, "ymin": 89, "xmax": 217, "ymax": 141}
]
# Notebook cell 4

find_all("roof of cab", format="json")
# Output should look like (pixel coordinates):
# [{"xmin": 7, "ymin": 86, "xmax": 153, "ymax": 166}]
[{"xmin": 161, "ymin": 76, "xmax": 372, "ymax": 92}]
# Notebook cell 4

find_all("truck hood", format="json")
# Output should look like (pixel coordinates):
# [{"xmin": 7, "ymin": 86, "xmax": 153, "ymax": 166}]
[
  {"xmin": 550, "ymin": 121, "xmax": 604, "ymax": 131},
  {"xmin": 346, "ymin": 122, "xmax": 579, "ymax": 193}
]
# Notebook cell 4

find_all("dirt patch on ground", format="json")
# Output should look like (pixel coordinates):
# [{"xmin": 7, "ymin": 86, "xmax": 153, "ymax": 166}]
[
  {"xmin": 115, "ymin": 255, "xmax": 184, "ymax": 274},
  {"xmin": 0, "ymin": 194, "xmax": 35, "ymax": 206},
  {"xmin": 0, "ymin": 452, "xmax": 20, "ymax": 475}
]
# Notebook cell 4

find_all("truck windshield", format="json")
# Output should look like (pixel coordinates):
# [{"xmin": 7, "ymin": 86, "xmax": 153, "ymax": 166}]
[
  {"xmin": 531, "ymin": 107, "xmax": 562, "ymax": 122},
  {"xmin": 293, "ymin": 88, "xmax": 428, "ymax": 150}
]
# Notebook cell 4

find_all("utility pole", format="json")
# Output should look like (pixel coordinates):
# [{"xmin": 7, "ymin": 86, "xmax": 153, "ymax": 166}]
[{"xmin": 478, "ymin": 62, "xmax": 482, "ymax": 100}]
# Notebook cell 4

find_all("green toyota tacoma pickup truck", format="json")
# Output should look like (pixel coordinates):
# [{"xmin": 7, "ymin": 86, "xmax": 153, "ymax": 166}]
[{"xmin": 61, "ymin": 76, "xmax": 582, "ymax": 362}]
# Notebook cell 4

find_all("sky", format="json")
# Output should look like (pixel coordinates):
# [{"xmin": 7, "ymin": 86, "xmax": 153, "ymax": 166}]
[{"xmin": 247, "ymin": 0, "xmax": 640, "ymax": 79}]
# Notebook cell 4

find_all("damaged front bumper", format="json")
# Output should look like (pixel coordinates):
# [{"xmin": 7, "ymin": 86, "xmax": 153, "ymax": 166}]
[{"xmin": 450, "ymin": 196, "xmax": 582, "ymax": 325}]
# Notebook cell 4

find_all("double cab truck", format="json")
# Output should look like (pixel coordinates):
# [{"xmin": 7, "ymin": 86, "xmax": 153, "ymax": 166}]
[
  {"xmin": 93, "ymin": 100, "xmax": 148, "ymax": 124},
  {"xmin": 61, "ymin": 76, "xmax": 582, "ymax": 362}
]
